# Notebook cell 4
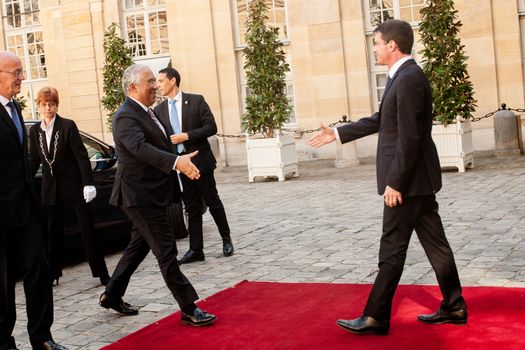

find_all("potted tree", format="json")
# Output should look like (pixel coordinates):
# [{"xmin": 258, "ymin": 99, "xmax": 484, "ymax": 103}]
[
  {"xmin": 419, "ymin": 0, "xmax": 477, "ymax": 172},
  {"xmin": 242, "ymin": 0, "xmax": 298, "ymax": 182},
  {"xmin": 101, "ymin": 23, "xmax": 134, "ymax": 132}
]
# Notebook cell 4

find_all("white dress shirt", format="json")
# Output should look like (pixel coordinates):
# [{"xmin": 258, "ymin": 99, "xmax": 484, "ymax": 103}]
[{"xmin": 40, "ymin": 115, "xmax": 57, "ymax": 149}]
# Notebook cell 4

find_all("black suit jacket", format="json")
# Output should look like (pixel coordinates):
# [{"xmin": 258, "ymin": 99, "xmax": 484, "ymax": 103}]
[
  {"xmin": 337, "ymin": 59, "xmax": 442, "ymax": 197},
  {"xmin": 110, "ymin": 97, "xmax": 180, "ymax": 208},
  {"xmin": 0, "ymin": 100, "xmax": 37, "ymax": 229},
  {"xmin": 154, "ymin": 92, "xmax": 217, "ymax": 174},
  {"xmin": 29, "ymin": 115, "xmax": 94, "ymax": 205}
]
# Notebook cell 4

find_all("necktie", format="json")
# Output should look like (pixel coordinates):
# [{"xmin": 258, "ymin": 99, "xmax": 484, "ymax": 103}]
[
  {"xmin": 169, "ymin": 99, "xmax": 185, "ymax": 153},
  {"xmin": 147, "ymin": 108, "xmax": 166, "ymax": 137},
  {"xmin": 7, "ymin": 101, "xmax": 23, "ymax": 144}
]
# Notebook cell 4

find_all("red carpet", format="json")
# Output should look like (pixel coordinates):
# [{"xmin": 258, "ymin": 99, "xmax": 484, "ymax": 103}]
[{"xmin": 103, "ymin": 281, "xmax": 525, "ymax": 350}]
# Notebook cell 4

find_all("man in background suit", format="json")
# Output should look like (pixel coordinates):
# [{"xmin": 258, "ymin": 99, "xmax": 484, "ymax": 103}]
[
  {"xmin": 154, "ymin": 67, "xmax": 234, "ymax": 264},
  {"xmin": 0, "ymin": 51, "xmax": 68, "ymax": 350},
  {"xmin": 309, "ymin": 20, "xmax": 467, "ymax": 335},
  {"xmin": 99, "ymin": 64, "xmax": 216, "ymax": 326}
]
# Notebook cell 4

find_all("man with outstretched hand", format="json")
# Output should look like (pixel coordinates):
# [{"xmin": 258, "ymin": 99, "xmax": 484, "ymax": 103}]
[{"xmin": 99, "ymin": 64, "xmax": 216, "ymax": 327}]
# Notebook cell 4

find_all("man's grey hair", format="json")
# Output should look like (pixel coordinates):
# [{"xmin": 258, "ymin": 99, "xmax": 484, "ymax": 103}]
[{"xmin": 122, "ymin": 64, "xmax": 150, "ymax": 96}]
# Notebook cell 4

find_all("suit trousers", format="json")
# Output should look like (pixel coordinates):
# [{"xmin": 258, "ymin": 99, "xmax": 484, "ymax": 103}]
[
  {"xmin": 45, "ymin": 201, "xmax": 108, "ymax": 279},
  {"xmin": 363, "ymin": 195, "xmax": 465, "ymax": 321},
  {"xmin": 0, "ymin": 208, "xmax": 53, "ymax": 348},
  {"xmin": 106, "ymin": 206, "xmax": 198, "ymax": 308},
  {"xmin": 181, "ymin": 172, "xmax": 230, "ymax": 251}
]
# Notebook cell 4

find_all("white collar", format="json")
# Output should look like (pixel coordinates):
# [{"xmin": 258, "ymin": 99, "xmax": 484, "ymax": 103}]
[
  {"xmin": 168, "ymin": 91, "xmax": 182, "ymax": 104},
  {"xmin": 129, "ymin": 96, "xmax": 150, "ymax": 112},
  {"xmin": 40, "ymin": 115, "xmax": 57, "ymax": 131},
  {"xmin": 0, "ymin": 95, "xmax": 10, "ymax": 107},
  {"xmin": 388, "ymin": 55, "xmax": 412, "ymax": 78}
]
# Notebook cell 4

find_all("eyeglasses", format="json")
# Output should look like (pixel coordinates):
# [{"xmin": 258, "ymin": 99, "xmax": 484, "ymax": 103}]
[
  {"xmin": 143, "ymin": 78, "xmax": 156, "ymax": 85},
  {"xmin": 0, "ymin": 69, "xmax": 24, "ymax": 78}
]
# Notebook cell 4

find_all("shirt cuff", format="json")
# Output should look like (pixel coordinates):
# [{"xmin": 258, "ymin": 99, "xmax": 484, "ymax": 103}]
[{"xmin": 334, "ymin": 127, "xmax": 341, "ymax": 141}]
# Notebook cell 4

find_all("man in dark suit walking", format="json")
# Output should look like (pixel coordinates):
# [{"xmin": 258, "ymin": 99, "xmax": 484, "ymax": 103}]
[
  {"xmin": 154, "ymin": 67, "xmax": 234, "ymax": 264},
  {"xmin": 99, "ymin": 64, "xmax": 216, "ymax": 326},
  {"xmin": 309, "ymin": 19, "xmax": 467, "ymax": 335},
  {"xmin": 0, "ymin": 51, "xmax": 68, "ymax": 350}
]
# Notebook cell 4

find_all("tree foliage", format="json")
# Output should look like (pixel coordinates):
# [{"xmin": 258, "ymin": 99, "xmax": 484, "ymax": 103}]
[
  {"xmin": 13, "ymin": 94, "xmax": 27, "ymax": 111},
  {"xmin": 419, "ymin": 0, "xmax": 477, "ymax": 126},
  {"xmin": 101, "ymin": 23, "xmax": 134, "ymax": 131},
  {"xmin": 242, "ymin": 0, "xmax": 292, "ymax": 138}
]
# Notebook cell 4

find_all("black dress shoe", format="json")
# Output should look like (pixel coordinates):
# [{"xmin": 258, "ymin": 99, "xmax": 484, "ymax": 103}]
[
  {"xmin": 99, "ymin": 292, "xmax": 139, "ymax": 316},
  {"xmin": 417, "ymin": 308, "xmax": 467, "ymax": 324},
  {"xmin": 336, "ymin": 315, "xmax": 390, "ymax": 335},
  {"xmin": 40, "ymin": 340, "xmax": 69, "ymax": 350},
  {"xmin": 99, "ymin": 275, "xmax": 110, "ymax": 286},
  {"xmin": 181, "ymin": 307, "xmax": 217, "ymax": 326},
  {"xmin": 178, "ymin": 250, "xmax": 205, "ymax": 264},
  {"xmin": 222, "ymin": 237, "xmax": 234, "ymax": 257}
]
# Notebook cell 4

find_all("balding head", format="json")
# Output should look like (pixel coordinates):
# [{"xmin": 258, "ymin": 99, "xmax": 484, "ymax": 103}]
[
  {"xmin": 0, "ymin": 50, "xmax": 24, "ymax": 100},
  {"xmin": 0, "ymin": 50, "xmax": 19, "ymax": 64}
]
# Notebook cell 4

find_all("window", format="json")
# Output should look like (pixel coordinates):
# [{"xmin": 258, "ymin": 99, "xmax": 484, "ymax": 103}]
[
  {"xmin": 364, "ymin": 0, "xmax": 424, "ymax": 110},
  {"xmin": 235, "ymin": 0, "xmax": 287, "ymax": 46},
  {"xmin": 2, "ymin": 0, "xmax": 46, "ymax": 119},
  {"xmin": 233, "ymin": 0, "xmax": 296, "ymax": 125},
  {"xmin": 2, "ymin": 0, "xmax": 46, "ymax": 80},
  {"xmin": 365, "ymin": 0, "xmax": 424, "ymax": 30},
  {"xmin": 122, "ymin": 0, "xmax": 169, "ymax": 58}
]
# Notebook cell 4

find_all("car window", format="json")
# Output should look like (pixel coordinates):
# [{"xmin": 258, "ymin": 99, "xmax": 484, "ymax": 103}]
[{"xmin": 81, "ymin": 135, "xmax": 110, "ymax": 160}]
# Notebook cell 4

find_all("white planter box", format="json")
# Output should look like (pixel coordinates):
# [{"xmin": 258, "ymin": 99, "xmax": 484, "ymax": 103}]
[
  {"xmin": 431, "ymin": 120, "xmax": 474, "ymax": 172},
  {"xmin": 246, "ymin": 133, "xmax": 299, "ymax": 182}
]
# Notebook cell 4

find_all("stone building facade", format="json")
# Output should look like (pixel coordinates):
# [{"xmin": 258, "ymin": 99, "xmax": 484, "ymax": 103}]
[{"xmin": 1, "ymin": 0, "xmax": 524, "ymax": 166}]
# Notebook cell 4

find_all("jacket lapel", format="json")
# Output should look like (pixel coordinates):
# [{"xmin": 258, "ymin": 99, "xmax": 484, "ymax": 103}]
[
  {"xmin": 37, "ymin": 125, "xmax": 50, "ymax": 156},
  {"xmin": 1, "ymin": 102, "xmax": 23, "ymax": 151},
  {"xmin": 151, "ymin": 108, "xmax": 172, "ymax": 148},
  {"xmin": 158, "ymin": 100, "xmax": 174, "ymax": 135},
  {"xmin": 48, "ymin": 115, "xmax": 61, "ymax": 156},
  {"xmin": 181, "ymin": 92, "xmax": 190, "ymax": 132},
  {"xmin": 379, "ymin": 59, "xmax": 416, "ymax": 115},
  {"xmin": 126, "ymin": 98, "xmax": 171, "ymax": 149}
]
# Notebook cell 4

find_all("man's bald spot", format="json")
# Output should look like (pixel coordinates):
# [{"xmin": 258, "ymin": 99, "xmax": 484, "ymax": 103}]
[{"xmin": 0, "ymin": 50, "xmax": 19, "ymax": 64}]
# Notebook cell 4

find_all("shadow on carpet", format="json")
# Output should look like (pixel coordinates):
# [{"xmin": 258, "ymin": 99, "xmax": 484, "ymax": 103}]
[{"xmin": 103, "ymin": 280, "xmax": 525, "ymax": 350}]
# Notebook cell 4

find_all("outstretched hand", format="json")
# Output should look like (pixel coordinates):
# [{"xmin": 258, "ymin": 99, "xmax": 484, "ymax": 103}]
[
  {"xmin": 176, "ymin": 150, "xmax": 200, "ymax": 180},
  {"xmin": 308, "ymin": 123, "xmax": 336, "ymax": 148}
]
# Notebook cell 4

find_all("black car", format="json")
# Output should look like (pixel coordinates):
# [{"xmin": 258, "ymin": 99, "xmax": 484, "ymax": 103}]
[{"xmin": 25, "ymin": 120, "xmax": 131, "ymax": 263}]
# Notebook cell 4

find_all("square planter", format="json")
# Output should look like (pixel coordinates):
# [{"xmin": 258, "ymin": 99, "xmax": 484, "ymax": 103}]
[
  {"xmin": 246, "ymin": 133, "xmax": 299, "ymax": 182},
  {"xmin": 431, "ymin": 119, "xmax": 474, "ymax": 172}
]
